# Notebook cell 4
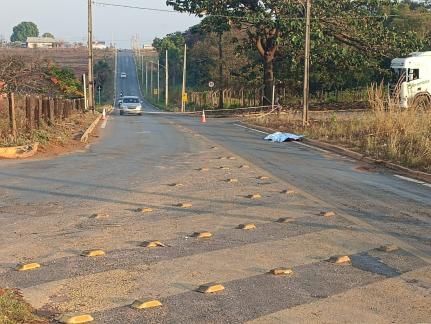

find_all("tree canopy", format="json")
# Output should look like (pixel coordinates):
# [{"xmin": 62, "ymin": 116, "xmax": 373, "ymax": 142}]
[
  {"xmin": 10, "ymin": 21, "xmax": 39, "ymax": 42},
  {"xmin": 166, "ymin": 0, "xmax": 431, "ymax": 104}
]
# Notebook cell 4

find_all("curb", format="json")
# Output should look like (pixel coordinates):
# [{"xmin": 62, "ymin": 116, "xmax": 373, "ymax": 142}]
[
  {"xmin": 239, "ymin": 121, "xmax": 431, "ymax": 183},
  {"xmin": 0, "ymin": 142, "xmax": 39, "ymax": 159},
  {"xmin": 80, "ymin": 114, "xmax": 102, "ymax": 143}
]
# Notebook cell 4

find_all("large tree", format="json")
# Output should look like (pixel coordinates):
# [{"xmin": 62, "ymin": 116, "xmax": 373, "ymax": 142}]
[
  {"xmin": 10, "ymin": 21, "xmax": 39, "ymax": 42},
  {"xmin": 167, "ymin": 0, "xmax": 426, "ymax": 104}
]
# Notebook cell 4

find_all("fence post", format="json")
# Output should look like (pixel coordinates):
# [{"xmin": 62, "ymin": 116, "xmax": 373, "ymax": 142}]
[
  {"xmin": 25, "ymin": 95, "xmax": 33, "ymax": 130},
  {"xmin": 8, "ymin": 92, "xmax": 17, "ymax": 139},
  {"xmin": 42, "ymin": 97, "xmax": 49, "ymax": 123},
  {"xmin": 34, "ymin": 97, "xmax": 41, "ymax": 128},
  {"xmin": 48, "ymin": 98, "xmax": 55, "ymax": 125}
]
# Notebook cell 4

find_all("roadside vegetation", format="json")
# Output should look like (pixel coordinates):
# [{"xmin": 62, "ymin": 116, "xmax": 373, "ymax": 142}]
[
  {"xmin": 245, "ymin": 84, "xmax": 431, "ymax": 173},
  {"xmin": 148, "ymin": 0, "xmax": 431, "ymax": 109},
  {"xmin": 0, "ymin": 288, "xmax": 47, "ymax": 324}
]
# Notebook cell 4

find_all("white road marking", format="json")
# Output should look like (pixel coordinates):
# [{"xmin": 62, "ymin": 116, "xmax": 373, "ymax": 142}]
[
  {"xmin": 101, "ymin": 117, "xmax": 109, "ymax": 129},
  {"xmin": 394, "ymin": 174, "xmax": 431, "ymax": 188}
]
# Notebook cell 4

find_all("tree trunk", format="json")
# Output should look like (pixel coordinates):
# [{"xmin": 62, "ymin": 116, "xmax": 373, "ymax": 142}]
[
  {"xmin": 263, "ymin": 56, "xmax": 274, "ymax": 106},
  {"xmin": 218, "ymin": 32, "xmax": 224, "ymax": 110}
]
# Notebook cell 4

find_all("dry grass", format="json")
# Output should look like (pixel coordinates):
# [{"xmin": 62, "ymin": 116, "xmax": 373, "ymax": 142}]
[
  {"xmin": 245, "ymin": 84, "xmax": 431, "ymax": 173},
  {"xmin": 0, "ymin": 288, "xmax": 47, "ymax": 324}
]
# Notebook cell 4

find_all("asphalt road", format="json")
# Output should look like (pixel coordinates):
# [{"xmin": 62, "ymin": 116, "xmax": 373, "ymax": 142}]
[{"xmin": 0, "ymin": 50, "xmax": 430, "ymax": 323}]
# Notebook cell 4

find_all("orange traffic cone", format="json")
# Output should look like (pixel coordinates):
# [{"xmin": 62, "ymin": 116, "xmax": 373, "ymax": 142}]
[
  {"xmin": 201, "ymin": 110, "xmax": 206, "ymax": 123},
  {"xmin": 102, "ymin": 108, "xmax": 106, "ymax": 120}
]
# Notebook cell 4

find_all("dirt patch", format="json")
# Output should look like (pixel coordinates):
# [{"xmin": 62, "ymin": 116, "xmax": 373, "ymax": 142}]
[{"xmin": 355, "ymin": 165, "xmax": 378, "ymax": 173}]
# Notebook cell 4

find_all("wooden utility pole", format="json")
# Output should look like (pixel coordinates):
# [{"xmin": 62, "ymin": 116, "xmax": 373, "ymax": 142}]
[
  {"xmin": 165, "ymin": 50, "xmax": 169, "ymax": 108},
  {"xmin": 303, "ymin": 0, "xmax": 311, "ymax": 127},
  {"xmin": 181, "ymin": 44, "xmax": 187, "ymax": 112},
  {"xmin": 87, "ymin": 0, "xmax": 95, "ymax": 112}
]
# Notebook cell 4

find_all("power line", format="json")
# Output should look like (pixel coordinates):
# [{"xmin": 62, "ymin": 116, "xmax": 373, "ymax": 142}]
[{"xmin": 92, "ymin": 1, "xmax": 431, "ymax": 21}]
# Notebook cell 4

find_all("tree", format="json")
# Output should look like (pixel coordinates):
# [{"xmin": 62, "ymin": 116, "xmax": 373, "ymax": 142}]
[
  {"xmin": 166, "ymin": 0, "xmax": 427, "ymax": 105},
  {"xmin": 200, "ymin": 16, "xmax": 231, "ymax": 108},
  {"xmin": 42, "ymin": 32, "xmax": 54, "ymax": 38},
  {"xmin": 10, "ymin": 21, "xmax": 39, "ymax": 42}
]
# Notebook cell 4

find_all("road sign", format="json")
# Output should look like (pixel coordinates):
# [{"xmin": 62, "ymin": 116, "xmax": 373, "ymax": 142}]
[
  {"xmin": 208, "ymin": 81, "xmax": 215, "ymax": 88},
  {"xmin": 182, "ymin": 92, "xmax": 188, "ymax": 103}
]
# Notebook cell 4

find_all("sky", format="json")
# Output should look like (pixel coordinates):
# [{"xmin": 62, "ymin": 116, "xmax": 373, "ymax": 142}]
[{"xmin": 0, "ymin": 0, "xmax": 200, "ymax": 48}]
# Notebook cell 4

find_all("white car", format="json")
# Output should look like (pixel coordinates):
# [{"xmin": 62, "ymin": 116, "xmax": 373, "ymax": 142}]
[
  {"xmin": 120, "ymin": 72, "xmax": 127, "ymax": 79},
  {"xmin": 120, "ymin": 96, "xmax": 143, "ymax": 115}
]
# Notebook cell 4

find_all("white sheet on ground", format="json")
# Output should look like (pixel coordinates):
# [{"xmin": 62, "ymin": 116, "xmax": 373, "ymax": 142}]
[{"xmin": 264, "ymin": 132, "xmax": 304, "ymax": 143}]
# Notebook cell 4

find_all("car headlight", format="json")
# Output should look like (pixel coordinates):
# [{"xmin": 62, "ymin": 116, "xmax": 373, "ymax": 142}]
[{"xmin": 137, "ymin": 105, "xmax": 142, "ymax": 109}]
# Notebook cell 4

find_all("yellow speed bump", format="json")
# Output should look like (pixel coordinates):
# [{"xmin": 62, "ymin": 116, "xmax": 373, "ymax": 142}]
[
  {"xmin": 378, "ymin": 244, "xmax": 399, "ymax": 252},
  {"xmin": 226, "ymin": 178, "xmax": 238, "ymax": 183},
  {"xmin": 90, "ymin": 213, "xmax": 109, "ymax": 219},
  {"xmin": 192, "ymin": 231, "xmax": 212, "ymax": 239},
  {"xmin": 58, "ymin": 313, "xmax": 94, "ymax": 323},
  {"xmin": 140, "ymin": 240, "xmax": 166, "ymax": 248},
  {"xmin": 237, "ymin": 223, "xmax": 257, "ymax": 230},
  {"xmin": 257, "ymin": 176, "xmax": 269, "ymax": 180},
  {"xmin": 328, "ymin": 255, "xmax": 351, "ymax": 265},
  {"xmin": 169, "ymin": 183, "xmax": 183, "ymax": 187},
  {"xmin": 197, "ymin": 283, "xmax": 225, "ymax": 293},
  {"xmin": 247, "ymin": 193, "xmax": 262, "ymax": 199},
  {"xmin": 177, "ymin": 202, "xmax": 192, "ymax": 208},
  {"xmin": 281, "ymin": 189, "xmax": 295, "ymax": 195},
  {"xmin": 321, "ymin": 211, "xmax": 336, "ymax": 218},
  {"xmin": 81, "ymin": 249, "xmax": 105, "ymax": 257},
  {"xmin": 276, "ymin": 217, "xmax": 291, "ymax": 223},
  {"xmin": 131, "ymin": 299, "xmax": 162, "ymax": 309},
  {"xmin": 136, "ymin": 207, "xmax": 153, "ymax": 213},
  {"xmin": 269, "ymin": 268, "xmax": 293, "ymax": 276},
  {"xmin": 16, "ymin": 263, "xmax": 41, "ymax": 271}
]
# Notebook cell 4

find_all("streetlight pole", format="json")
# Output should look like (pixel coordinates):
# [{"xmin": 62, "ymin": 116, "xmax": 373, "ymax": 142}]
[
  {"xmin": 181, "ymin": 44, "xmax": 187, "ymax": 112},
  {"xmin": 145, "ymin": 61, "xmax": 148, "ymax": 96},
  {"xmin": 157, "ymin": 59, "xmax": 160, "ymax": 102},
  {"xmin": 303, "ymin": 0, "xmax": 311, "ymax": 127},
  {"xmin": 87, "ymin": 0, "xmax": 95, "ymax": 112},
  {"xmin": 150, "ymin": 61, "xmax": 153, "ymax": 98},
  {"xmin": 165, "ymin": 49, "xmax": 169, "ymax": 109}
]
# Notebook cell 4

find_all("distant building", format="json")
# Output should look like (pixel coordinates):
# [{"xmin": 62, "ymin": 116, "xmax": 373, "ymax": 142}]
[
  {"xmin": 26, "ymin": 37, "xmax": 61, "ymax": 49},
  {"xmin": 143, "ymin": 44, "xmax": 155, "ymax": 51},
  {"xmin": 93, "ymin": 41, "xmax": 107, "ymax": 50}
]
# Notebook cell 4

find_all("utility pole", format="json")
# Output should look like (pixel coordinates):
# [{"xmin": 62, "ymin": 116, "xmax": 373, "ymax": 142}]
[
  {"xmin": 302, "ymin": 0, "xmax": 311, "ymax": 127},
  {"xmin": 165, "ymin": 49, "xmax": 169, "ymax": 109},
  {"xmin": 150, "ymin": 62, "xmax": 153, "ymax": 98},
  {"xmin": 157, "ymin": 59, "xmax": 160, "ymax": 102},
  {"xmin": 141, "ymin": 55, "xmax": 144, "ymax": 86},
  {"xmin": 145, "ymin": 61, "xmax": 148, "ymax": 95},
  {"xmin": 87, "ymin": 0, "xmax": 95, "ymax": 112},
  {"xmin": 181, "ymin": 44, "xmax": 187, "ymax": 112}
]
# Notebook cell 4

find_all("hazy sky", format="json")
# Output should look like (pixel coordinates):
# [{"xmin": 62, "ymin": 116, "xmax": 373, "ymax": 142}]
[{"xmin": 0, "ymin": 0, "xmax": 200, "ymax": 48}]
